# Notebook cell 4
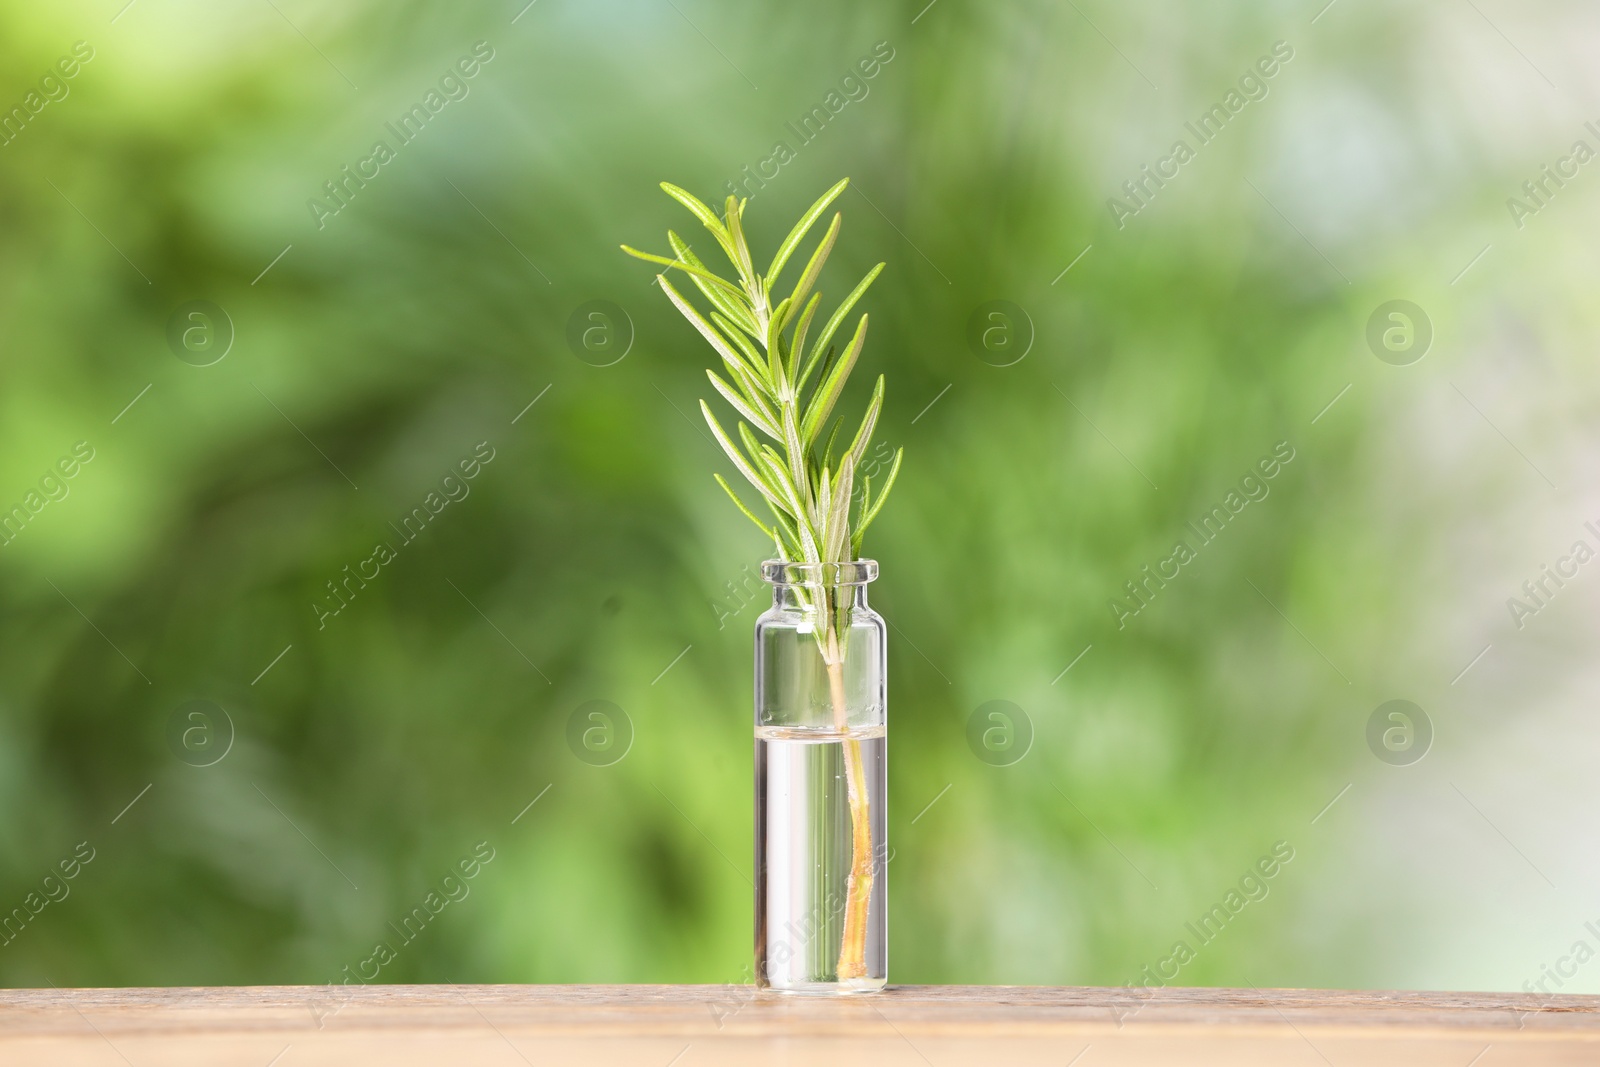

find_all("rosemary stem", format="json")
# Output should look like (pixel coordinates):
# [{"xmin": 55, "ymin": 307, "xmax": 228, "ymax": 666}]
[{"xmin": 825, "ymin": 622, "xmax": 873, "ymax": 981}]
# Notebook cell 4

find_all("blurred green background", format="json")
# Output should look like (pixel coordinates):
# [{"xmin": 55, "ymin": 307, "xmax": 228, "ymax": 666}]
[{"xmin": 4, "ymin": 0, "xmax": 1598, "ymax": 993}]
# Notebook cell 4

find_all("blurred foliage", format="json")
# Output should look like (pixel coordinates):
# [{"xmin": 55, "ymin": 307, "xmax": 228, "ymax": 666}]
[{"xmin": 1, "ymin": 0, "xmax": 1595, "ymax": 991}]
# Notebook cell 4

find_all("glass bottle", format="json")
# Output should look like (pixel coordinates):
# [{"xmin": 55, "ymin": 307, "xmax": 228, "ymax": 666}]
[{"xmin": 754, "ymin": 560, "xmax": 887, "ymax": 994}]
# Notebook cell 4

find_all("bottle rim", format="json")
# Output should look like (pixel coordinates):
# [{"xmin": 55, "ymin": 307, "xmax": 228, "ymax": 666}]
[{"xmin": 760, "ymin": 559, "xmax": 879, "ymax": 586}]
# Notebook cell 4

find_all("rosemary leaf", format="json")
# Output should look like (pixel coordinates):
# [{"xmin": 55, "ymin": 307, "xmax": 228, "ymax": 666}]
[
  {"xmin": 658, "ymin": 275, "xmax": 759, "ymax": 386},
  {"xmin": 788, "ymin": 212, "xmax": 841, "ymax": 318},
  {"xmin": 766, "ymin": 177, "xmax": 850, "ymax": 294},
  {"xmin": 844, "ymin": 374, "xmax": 884, "ymax": 471},
  {"xmin": 620, "ymin": 244, "xmax": 746, "ymax": 301},
  {"xmin": 713, "ymin": 473, "xmax": 775, "ymax": 540},
  {"xmin": 797, "ymin": 262, "xmax": 883, "ymax": 395},
  {"xmin": 701, "ymin": 401, "xmax": 783, "ymax": 509},
  {"xmin": 659, "ymin": 182, "xmax": 738, "ymax": 262},
  {"xmin": 853, "ymin": 446, "xmax": 902, "ymax": 551},
  {"xmin": 707, "ymin": 369, "xmax": 779, "ymax": 439},
  {"xmin": 800, "ymin": 312, "xmax": 868, "ymax": 443}
]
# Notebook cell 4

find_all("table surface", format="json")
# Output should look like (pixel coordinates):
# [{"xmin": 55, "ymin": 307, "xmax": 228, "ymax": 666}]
[{"xmin": 2, "ymin": 984, "xmax": 1597, "ymax": 1066}]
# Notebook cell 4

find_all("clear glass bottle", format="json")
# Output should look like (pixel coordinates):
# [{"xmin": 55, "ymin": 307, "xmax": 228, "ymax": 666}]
[{"xmin": 754, "ymin": 560, "xmax": 887, "ymax": 994}]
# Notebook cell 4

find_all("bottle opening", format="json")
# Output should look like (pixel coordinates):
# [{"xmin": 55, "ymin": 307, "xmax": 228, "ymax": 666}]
[{"xmin": 760, "ymin": 560, "xmax": 879, "ymax": 586}]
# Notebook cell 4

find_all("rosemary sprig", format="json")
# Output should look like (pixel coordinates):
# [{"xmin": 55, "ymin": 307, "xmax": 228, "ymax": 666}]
[
  {"xmin": 626, "ymin": 179, "xmax": 897, "ymax": 984},
  {"xmin": 623, "ymin": 178, "xmax": 903, "ymax": 565}
]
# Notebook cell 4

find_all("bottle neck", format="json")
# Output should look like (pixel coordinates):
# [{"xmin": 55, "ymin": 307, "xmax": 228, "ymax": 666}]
[{"xmin": 769, "ymin": 582, "xmax": 871, "ymax": 614}]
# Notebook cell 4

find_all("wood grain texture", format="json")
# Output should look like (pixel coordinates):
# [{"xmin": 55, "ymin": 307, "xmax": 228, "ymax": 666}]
[{"xmin": 0, "ymin": 984, "xmax": 1595, "ymax": 1066}]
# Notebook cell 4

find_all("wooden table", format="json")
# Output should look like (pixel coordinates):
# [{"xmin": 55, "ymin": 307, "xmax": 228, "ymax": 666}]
[{"xmin": 2, "ymin": 984, "xmax": 1595, "ymax": 1065}]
